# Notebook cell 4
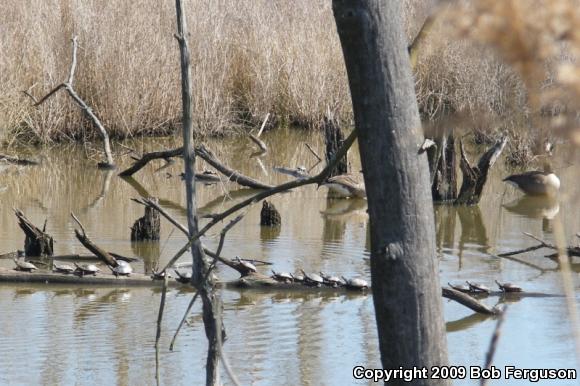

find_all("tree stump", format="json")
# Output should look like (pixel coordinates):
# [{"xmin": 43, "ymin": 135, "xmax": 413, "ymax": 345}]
[
  {"xmin": 131, "ymin": 198, "xmax": 161, "ymax": 241},
  {"xmin": 430, "ymin": 133, "xmax": 457, "ymax": 202},
  {"xmin": 260, "ymin": 201, "xmax": 281, "ymax": 227},
  {"xmin": 14, "ymin": 209, "xmax": 54, "ymax": 257},
  {"xmin": 323, "ymin": 114, "xmax": 348, "ymax": 177}
]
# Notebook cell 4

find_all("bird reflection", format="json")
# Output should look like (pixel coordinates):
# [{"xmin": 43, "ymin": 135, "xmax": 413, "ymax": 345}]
[{"xmin": 503, "ymin": 195, "xmax": 559, "ymax": 220}]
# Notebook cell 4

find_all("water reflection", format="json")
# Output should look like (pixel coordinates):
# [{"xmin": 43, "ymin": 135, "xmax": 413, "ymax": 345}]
[{"xmin": 0, "ymin": 132, "xmax": 578, "ymax": 385}]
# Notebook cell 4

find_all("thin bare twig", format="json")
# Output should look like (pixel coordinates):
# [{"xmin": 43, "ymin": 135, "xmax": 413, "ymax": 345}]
[
  {"xmin": 481, "ymin": 307, "xmax": 507, "ymax": 386},
  {"xmin": 304, "ymin": 142, "xmax": 322, "ymax": 162},
  {"xmin": 70, "ymin": 212, "xmax": 87, "ymax": 236}
]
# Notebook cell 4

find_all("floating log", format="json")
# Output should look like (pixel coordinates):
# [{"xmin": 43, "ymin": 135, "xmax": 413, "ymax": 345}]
[
  {"xmin": 260, "ymin": 200, "xmax": 281, "ymax": 226},
  {"xmin": 14, "ymin": 209, "xmax": 54, "ymax": 257},
  {"xmin": 71, "ymin": 213, "xmax": 118, "ymax": 267},
  {"xmin": 131, "ymin": 198, "xmax": 161, "ymax": 241}
]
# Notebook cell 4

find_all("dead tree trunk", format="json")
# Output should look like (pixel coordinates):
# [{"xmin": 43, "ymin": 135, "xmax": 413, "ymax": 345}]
[
  {"xmin": 332, "ymin": 1, "xmax": 450, "ymax": 384},
  {"xmin": 430, "ymin": 132, "xmax": 457, "ymax": 202},
  {"xmin": 455, "ymin": 138, "xmax": 507, "ymax": 205},
  {"xmin": 174, "ymin": 1, "xmax": 221, "ymax": 385},
  {"xmin": 14, "ymin": 209, "xmax": 54, "ymax": 257},
  {"xmin": 260, "ymin": 201, "xmax": 281, "ymax": 227},
  {"xmin": 323, "ymin": 114, "xmax": 348, "ymax": 177},
  {"xmin": 131, "ymin": 198, "xmax": 161, "ymax": 241}
]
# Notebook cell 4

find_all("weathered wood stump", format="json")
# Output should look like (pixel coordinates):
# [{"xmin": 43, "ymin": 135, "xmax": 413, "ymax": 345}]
[
  {"xmin": 429, "ymin": 133, "xmax": 457, "ymax": 202},
  {"xmin": 323, "ymin": 114, "xmax": 348, "ymax": 177},
  {"xmin": 455, "ymin": 138, "xmax": 507, "ymax": 205},
  {"xmin": 131, "ymin": 198, "xmax": 161, "ymax": 241},
  {"xmin": 14, "ymin": 209, "xmax": 54, "ymax": 257},
  {"xmin": 260, "ymin": 200, "xmax": 281, "ymax": 226}
]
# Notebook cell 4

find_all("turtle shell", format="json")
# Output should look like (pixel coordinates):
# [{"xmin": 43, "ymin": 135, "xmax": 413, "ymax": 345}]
[
  {"xmin": 466, "ymin": 281, "xmax": 491, "ymax": 294},
  {"xmin": 53, "ymin": 262, "xmax": 75, "ymax": 274},
  {"xmin": 448, "ymin": 282, "xmax": 470, "ymax": 292},
  {"xmin": 13, "ymin": 258, "xmax": 37, "ymax": 272}
]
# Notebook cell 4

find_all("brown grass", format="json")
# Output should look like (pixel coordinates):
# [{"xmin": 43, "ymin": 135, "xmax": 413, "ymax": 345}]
[{"xmin": 0, "ymin": 0, "xmax": 578, "ymax": 148}]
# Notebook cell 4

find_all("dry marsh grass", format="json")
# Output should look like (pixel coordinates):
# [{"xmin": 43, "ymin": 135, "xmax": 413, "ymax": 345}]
[{"xmin": 1, "ymin": 0, "xmax": 579, "ymax": 150}]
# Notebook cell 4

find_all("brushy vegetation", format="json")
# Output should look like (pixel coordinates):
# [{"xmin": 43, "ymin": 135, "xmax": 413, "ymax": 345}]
[{"xmin": 0, "ymin": 0, "xmax": 578, "ymax": 159}]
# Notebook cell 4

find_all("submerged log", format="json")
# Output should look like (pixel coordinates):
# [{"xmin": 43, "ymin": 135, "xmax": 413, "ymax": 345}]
[
  {"xmin": 323, "ymin": 114, "xmax": 348, "ymax": 178},
  {"xmin": 131, "ymin": 198, "xmax": 161, "ymax": 241},
  {"xmin": 260, "ymin": 200, "xmax": 281, "ymax": 226},
  {"xmin": 14, "ymin": 209, "xmax": 54, "ymax": 257},
  {"xmin": 0, "ymin": 154, "xmax": 39, "ymax": 166}
]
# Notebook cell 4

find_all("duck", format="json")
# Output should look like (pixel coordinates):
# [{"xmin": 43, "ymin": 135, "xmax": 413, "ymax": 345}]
[
  {"xmin": 503, "ymin": 164, "xmax": 560, "ymax": 196},
  {"xmin": 321, "ymin": 174, "xmax": 366, "ymax": 199}
]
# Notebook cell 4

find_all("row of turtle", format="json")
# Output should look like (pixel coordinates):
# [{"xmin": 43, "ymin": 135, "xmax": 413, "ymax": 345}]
[
  {"xmin": 448, "ymin": 280, "xmax": 523, "ymax": 294},
  {"xmin": 271, "ymin": 269, "xmax": 369, "ymax": 290},
  {"xmin": 13, "ymin": 258, "xmax": 133, "ymax": 277}
]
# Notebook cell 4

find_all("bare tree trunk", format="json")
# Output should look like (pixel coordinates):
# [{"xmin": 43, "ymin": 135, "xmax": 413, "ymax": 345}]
[
  {"xmin": 332, "ymin": 1, "xmax": 450, "ymax": 384},
  {"xmin": 174, "ymin": 1, "xmax": 220, "ymax": 385}
]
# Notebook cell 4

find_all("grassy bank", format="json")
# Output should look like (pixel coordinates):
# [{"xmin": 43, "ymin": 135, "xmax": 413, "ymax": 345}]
[{"xmin": 0, "ymin": 0, "xmax": 543, "ymax": 147}]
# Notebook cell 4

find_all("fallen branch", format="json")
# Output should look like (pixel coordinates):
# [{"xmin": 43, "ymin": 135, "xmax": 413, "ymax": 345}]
[
  {"xmin": 71, "ymin": 212, "xmax": 118, "ymax": 267},
  {"xmin": 27, "ymin": 37, "xmax": 115, "ymax": 168},
  {"xmin": 249, "ymin": 134, "xmax": 267, "ymax": 153},
  {"xmin": 442, "ymin": 287, "xmax": 500, "ymax": 315},
  {"xmin": 304, "ymin": 143, "xmax": 322, "ymax": 162},
  {"xmin": 0, "ymin": 154, "xmax": 39, "ymax": 166},
  {"xmin": 119, "ymin": 147, "xmax": 182, "ymax": 177},
  {"xmin": 196, "ymin": 145, "xmax": 273, "ymax": 189}
]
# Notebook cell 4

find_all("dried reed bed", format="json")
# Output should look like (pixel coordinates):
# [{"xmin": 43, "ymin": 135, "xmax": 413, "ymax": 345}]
[{"xmin": 1, "ymin": 0, "xmax": 577, "ymax": 149}]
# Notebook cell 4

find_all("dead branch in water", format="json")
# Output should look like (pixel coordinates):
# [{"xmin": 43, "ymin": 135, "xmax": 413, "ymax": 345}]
[
  {"xmin": 249, "ymin": 134, "xmax": 267, "ymax": 153},
  {"xmin": 498, "ymin": 232, "xmax": 580, "ymax": 258},
  {"xmin": 71, "ymin": 212, "xmax": 118, "ymax": 267},
  {"xmin": 24, "ymin": 37, "xmax": 115, "ymax": 169},
  {"xmin": 0, "ymin": 154, "xmax": 39, "ymax": 166},
  {"xmin": 118, "ymin": 147, "xmax": 182, "ymax": 177},
  {"xmin": 442, "ymin": 287, "xmax": 500, "ymax": 315},
  {"xmin": 304, "ymin": 142, "xmax": 322, "ymax": 162}
]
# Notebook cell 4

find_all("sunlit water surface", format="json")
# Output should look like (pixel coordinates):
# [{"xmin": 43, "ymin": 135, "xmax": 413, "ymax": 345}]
[{"xmin": 0, "ymin": 130, "xmax": 578, "ymax": 385}]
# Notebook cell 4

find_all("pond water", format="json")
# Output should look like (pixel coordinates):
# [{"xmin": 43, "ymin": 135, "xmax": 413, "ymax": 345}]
[{"xmin": 0, "ymin": 129, "xmax": 578, "ymax": 385}]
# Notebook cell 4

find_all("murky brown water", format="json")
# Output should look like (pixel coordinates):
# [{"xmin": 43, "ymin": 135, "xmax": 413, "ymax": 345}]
[{"xmin": 0, "ymin": 130, "xmax": 578, "ymax": 385}]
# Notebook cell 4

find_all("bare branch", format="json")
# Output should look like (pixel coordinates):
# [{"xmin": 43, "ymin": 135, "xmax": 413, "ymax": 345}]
[
  {"xmin": 442, "ymin": 287, "xmax": 500, "ymax": 315},
  {"xmin": 481, "ymin": 308, "xmax": 507, "ymax": 386},
  {"xmin": 68, "ymin": 36, "xmax": 78, "ymax": 84},
  {"xmin": 304, "ymin": 142, "xmax": 322, "ymax": 162}
]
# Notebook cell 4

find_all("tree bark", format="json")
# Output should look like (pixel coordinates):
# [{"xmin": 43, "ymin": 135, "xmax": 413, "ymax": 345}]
[
  {"xmin": 174, "ymin": 1, "xmax": 220, "ymax": 385},
  {"xmin": 332, "ymin": 1, "xmax": 450, "ymax": 384}
]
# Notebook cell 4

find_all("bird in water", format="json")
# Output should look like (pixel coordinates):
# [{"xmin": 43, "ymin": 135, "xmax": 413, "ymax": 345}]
[
  {"xmin": 503, "ymin": 163, "xmax": 560, "ymax": 196},
  {"xmin": 321, "ymin": 174, "xmax": 366, "ymax": 198}
]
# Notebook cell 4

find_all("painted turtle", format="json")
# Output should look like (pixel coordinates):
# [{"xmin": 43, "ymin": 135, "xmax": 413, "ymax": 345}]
[
  {"xmin": 271, "ymin": 270, "xmax": 293, "ymax": 283},
  {"xmin": 74, "ymin": 263, "xmax": 100, "ymax": 277},
  {"xmin": 495, "ymin": 280, "xmax": 523, "ymax": 293},
  {"xmin": 290, "ymin": 273, "xmax": 304, "ymax": 283},
  {"xmin": 300, "ymin": 270, "xmax": 324, "ymax": 287},
  {"xmin": 52, "ymin": 262, "xmax": 75, "ymax": 274},
  {"xmin": 448, "ymin": 282, "xmax": 471, "ymax": 293},
  {"xmin": 320, "ymin": 272, "xmax": 344, "ymax": 287},
  {"xmin": 13, "ymin": 258, "xmax": 37, "ymax": 272},
  {"xmin": 235, "ymin": 257, "xmax": 257, "ymax": 274},
  {"xmin": 110, "ymin": 261, "xmax": 133, "ymax": 277},
  {"xmin": 466, "ymin": 281, "xmax": 491, "ymax": 294},
  {"xmin": 342, "ymin": 276, "xmax": 369, "ymax": 290},
  {"xmin": 174, "ymin": 269, "xmax": 192, "ymax": 284}
]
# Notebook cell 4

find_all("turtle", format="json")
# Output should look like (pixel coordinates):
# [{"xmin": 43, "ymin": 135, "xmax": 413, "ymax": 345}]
[
  {"xmin": 271, "ymin": 270, "xmax": 293, "ymax": 283},
  {"xmin": 74, "ymin": 263, "xmax": 100, "ymax": 277},
  {"xmin": 495, "ymin": 280, "xmax": 523, "ymax": 293},
  {"xmin": 235, "ymin": 257, "xmax": 257, "ymax": 274},
  {"xmin": 290, "ymin": 273, "xmax": 305, "ymax": 283},
  {"xmin": 447, "ymin": 282, "xmax": 471, "ymax": 293},
  {"xmin": 109, "ymin": 261, "xmax": 133, "ymax": 277},
  {"xmin": 52, "ymin": 261, "xmax": 75, "ymax": 274},
  {"xmin": 174, "ymin": 269, "xmax": 192, "ymax": 284},
  {"xmin": 466, "ymin": 281, "xmax": 491, "ymax": 294},
  {"xmin": 300, "ymin": 269, "xmax": 324, "ymax": 287},
  {"xmin": 13, "ymin": 258, "xmax": 38, "ymax": 272},
  {"xmin": 320, "ymin": 272, "xmax": 344, "ymax": 287},
  {"xmin": 342, "ymin": 276, "xmax": 369, "ymax": 290},
  {"xmin": 150, "ymin": 269, "xmax": 172, "ymax": 280}
]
